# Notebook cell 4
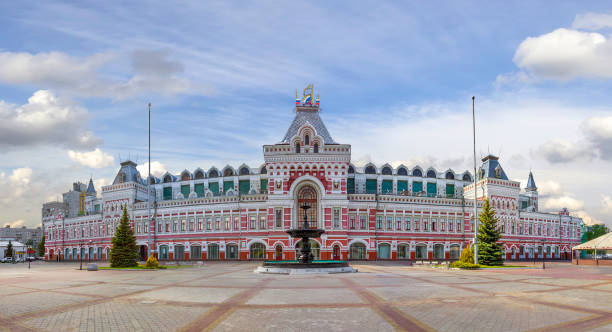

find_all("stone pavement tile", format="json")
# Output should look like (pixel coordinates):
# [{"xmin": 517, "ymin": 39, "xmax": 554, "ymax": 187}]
[
  {"xmin": 522, "ymin": 277, "xmax": 606, "ymax": 287},
  {"xmin": 63, "ymin": 283, "xmax": 156, "ymax": 297},
  {"xmin": 24, "ymin": 300, "xmax": 210, "ymax": 332},
  {"xmin": 420, "ymin": 275, "xmax": 498, "ymax": 284},
  {"xmin": 0, "ymin": 291, "xmax": 92, "ymax": 317},
  {"xmin": 263, "ymin": 277, "xmax": 346, "ymax": 288},
  {"xmin": 459, "ymin": 281, "xmax": 559, "ymax": 293},
  {"xmin": 0, "ymin": 285, "xmax": 34, "ymax": 296},
  {"xmin": 182, "ymin": 277, "xmax": 265, "ymax": 288},
  {"xmin": 518, "ymin": 288, "xmax": 612, "ymax": 312},
  {"xmin": 246, "ymin": 288, "xmax": 364, "ymax": 305},
  {"xmin": 368, "ymin": 283, "xmax": 477, "ymax": 302},
  {"xmin": 396, "ymin": 296, "xmax": 590, "ymax": 332},
  {"xmin": 349, "ymin": 276, "xmax": 413, "ymax": 287},
  {"xmin": 128, "ymin": 286, "xmax": 243, "ymax": 303},
  {"xmin": 587, "ymin": 282, "xmax": 612, "ymax": 292},
  {"xmin": 211, "ymin": 307, "xmax": 394, "ymax": 332},
  {"xmin": 588, "ymin": 321, "xmax": 612, "ymax": 332},
  {"xmin": 19, "ymin": 279, "xmax": 98, "ymax": 290}
]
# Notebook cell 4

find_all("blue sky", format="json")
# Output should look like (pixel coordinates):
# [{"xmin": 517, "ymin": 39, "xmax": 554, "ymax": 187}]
[{"xmin": 1, "ymin": 1, "xmax": 612, "ymax": 228}]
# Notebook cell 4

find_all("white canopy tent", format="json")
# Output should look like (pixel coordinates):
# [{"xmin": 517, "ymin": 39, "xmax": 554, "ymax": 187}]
[{"xmin": 572, "ymin": 232, "xmax": 612, "ymax": 251}]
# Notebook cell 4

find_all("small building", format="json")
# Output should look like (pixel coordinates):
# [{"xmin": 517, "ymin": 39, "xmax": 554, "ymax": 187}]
[{"xmin": 0, "ymin": 240, "xmax": 26, "ymax": 261}]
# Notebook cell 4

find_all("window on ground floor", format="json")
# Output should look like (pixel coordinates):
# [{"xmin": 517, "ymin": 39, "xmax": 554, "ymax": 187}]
[
  {"xmin": 350, "ymin": 243, "xmax": 366, "ymax": 260},
  {"xmin": 398, "ymin": 244, "xmax": 409, "ymax": 259},
  {"xmin": 415, "ymin": 244, "xmax": 427, "ymax": 260},
  {"xmin": 378, "ymin": 243, "xmax": 390, "ymax": 259},
  {"xmin": 450, "ymin": 245, "xmax": 460, "ymax": 260}
]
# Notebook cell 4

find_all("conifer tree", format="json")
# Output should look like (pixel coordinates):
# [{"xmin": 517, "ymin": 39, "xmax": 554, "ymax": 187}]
[
  {"xmin": 476, "ymin": 198, "xmax": 503, "ymax": 266},
  {"xmin": 110, "ymin": 206, "xmax": 139, "ymax": 267},
  {"xmin": 37, "ymin": 236, "xmax": 45, "ymax": 257},
  {"xmin": 6, "ymin": 240, "xmax": 13, "ymax": 258}
]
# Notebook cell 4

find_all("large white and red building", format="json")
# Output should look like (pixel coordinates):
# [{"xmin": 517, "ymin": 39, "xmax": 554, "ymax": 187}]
[{"xmin": 42, "ymin": 95, "xmax": 583, "ymax": 262}]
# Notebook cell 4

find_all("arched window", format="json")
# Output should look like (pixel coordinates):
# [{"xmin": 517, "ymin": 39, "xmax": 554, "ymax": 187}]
[
  {"xmin": 305, "ymin": 134, "xmax": 310, "ymax": 145},
  {"xmin": 462, "ymin": 173, "xmax": 471, "ymax": 182},
  {"xmin": 349, "ymin": 243, "xmax": 366, "ymax": 260},
  {"xmin": 208, "ymin": 169, "xmax": 218, "ymax": 178},
  {"xmin": 415, "ymin": 244, "xmax": 427, "ymax": 260},
  {"xmin": 118, "ymin": 172, "xmax": 126, "ymax": 183},
  {"xmin": 207, "ymin": 243, "xmax": 219, "ymax": 260},
  {"xmin": 427, "ymin": 170, "xmax": 436, "ymax": 178},
  {"xmin": 313, "ymin": 143, "xmax": 319, "ymax": 153},
  {"xmin": 450, "ymin": 245, "xmax": 460, "ymax": 259},
  {"xmin": 378, "ymin": 243, "xmax": 390, "ymax": 259},
  {"xmin": 194, "ymin": 170, "xmax": 204, "ymax": 179},
  {"xmin": 365, "ymin": 165, "xmax": 376, "ymax": 174},
  {"xmin": 412, "ymin": 169, "xmax": 423, "ymax": 177},
  {"xmin": 397, "ymin": 167, "xmax": 408, "ymax": 176},
  {"xmin": 295, "ymin": 142, "xmax": 301, "ymax": 153},
  {"xmin": 382, "ymin": 166, "xmax": 392, "ymax": 175},
  {"xmin": 260, "ymin": 166, "xmax": 267, "ymax": 174},
  {"xmin": 348, "ymin": 166, "xmax": 355, "ymax": 174},
  {"xmin": 445, "ymin": 172, "xmax": 454, "ymax": 180},
  {"xmin": 181, "ymin": 172, "xmax": 190, "ymax": 181},
  {"xmin": 239, "ymin": 167, "xmax": 250, "ymax": 175},
  {"xmin": 163, "ymin": 174, "xmax": 172, "ymax": 183},
  {"xmin": 223, "ymin": 168, "xmax": 234, "ymax": 177},
  {"xmin": 297, "ymin": 186, "xmax": 318, "ymax": 229},
  {"xmin": 249, "ymin": 243, "xmax": 266, "ymax": 260},
  {"xmin": 398, "ymin": 244, "xmax": 409, "ymax": 259},
  {"xmin": 433, "ymin": 244, "xmax": 445, "ymax": 259},
  {"xmin": 149, "ymin": 176, "xmax": 156, "ymax": 185}
]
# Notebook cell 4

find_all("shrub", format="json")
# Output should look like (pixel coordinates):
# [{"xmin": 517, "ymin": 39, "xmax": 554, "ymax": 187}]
[
  {"xmin": 450, "ymin": 261, "xmax": 480, "ymax": 269},
  {"xmin": 458, "ymin": 247, "xmax": 474, "ymax": 264},
  {"xmin": 144, "ymin": 255, "xmax": 159, "ymax": 269}
]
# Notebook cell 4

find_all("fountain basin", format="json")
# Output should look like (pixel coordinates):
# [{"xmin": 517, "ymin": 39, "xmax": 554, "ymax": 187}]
[{"xmin": 255, "ymin": 260, "xmax": 356, "ymax": 275}]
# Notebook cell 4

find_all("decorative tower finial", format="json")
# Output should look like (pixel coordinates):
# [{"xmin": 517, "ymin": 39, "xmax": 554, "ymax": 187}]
[{"xmin": 302, "ymin": 84, "xmax": 313, "ymax": 105}]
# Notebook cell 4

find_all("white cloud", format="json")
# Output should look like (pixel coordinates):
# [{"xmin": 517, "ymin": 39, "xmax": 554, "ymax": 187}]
[
  {"xmin": 0, "ymin": 90, "xmax": 102, "ymax": 150},
  {"xmin": 574, "ymin": 210, "xmax": 603, "ymax": 226},
  {"xmin": 0, "ymin": 50, "xmax": 201, "ymax": 99},
  {"xmin": 572, "ymin": 12, "xmax": 612, "ymax": 30},
  {"xmin": 541, "ymin": 195, "xmax": 584, "ymax": 212},
  {"xmin": 538, "ymin": 180, "xmax": 564, "ymax": 197},
  {"xmin": 534, "ymin": 139, "xmax": 595, "ymax": 163},
  {"xmin": 514, "ymin": 28, "xmax": 612, "ymax": 81},
  {"xmin": 137, "ymin": 161, "xmax": 167, "ymax": 178},
  {"xmin": 67, "ymin": 148, "xmax": 114, "ymax": 168},
  {"xmin": 2, "ymin": 219, "xmax": 25, "ymax": 228},
  {"xmin": 602, "ymin": 195, "xmax": 612, "ymax": 214},
  {"xmin": 0, "ymin": 167, "xmax": 33, "ymax": 204}
]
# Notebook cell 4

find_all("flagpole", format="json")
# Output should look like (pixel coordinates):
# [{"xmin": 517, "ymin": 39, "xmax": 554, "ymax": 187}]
[
  {"xmin": 472, "ymin": 96, "xmax": 479, "ymax": 265},
  {"xmin": 147, "ymin": 102, "xmax": 151, "ymax": 259}
]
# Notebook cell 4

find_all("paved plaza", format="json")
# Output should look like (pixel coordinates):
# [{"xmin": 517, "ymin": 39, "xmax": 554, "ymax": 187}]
[{"xmin": 1, "ymin": 262, "xmax": 612, "ymax": 331}]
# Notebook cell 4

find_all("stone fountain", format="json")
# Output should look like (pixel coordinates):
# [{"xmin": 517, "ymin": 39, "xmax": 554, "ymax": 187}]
[{"xmin": 255, "ymin": 204, "xmax": 355, "ymax": 274}]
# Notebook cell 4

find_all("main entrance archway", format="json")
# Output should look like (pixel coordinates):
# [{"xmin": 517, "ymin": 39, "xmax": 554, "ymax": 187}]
[
  {"xmin": 297, "ymin": 185, "xmax": 318, "ymax": 229},
  {"xmin": 295, "ymin": 240, "xmax": 320, "ymax": 260}
]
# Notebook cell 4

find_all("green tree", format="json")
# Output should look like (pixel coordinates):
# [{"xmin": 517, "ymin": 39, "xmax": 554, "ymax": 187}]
[
  {"xmin": 109, "ymin": 206, "xmax": 139, "ymax": 267},
  {"xmin": 583, "ymin": 224, "xmax": 609, "ymax": 242},
  {"xmin": 37, "ymin": 236, "xmax": 45, "ymax": 257},
  {"xmin": 476, "ymin": 198, "xmax": 503, "ymax": 266},
  {"xmin": 25, "ymin": 238, "xmax": 34, "ymax": 247},
  {"xmin": 6, "ymin": 240, "xmax": 13, "ymax": 258}
]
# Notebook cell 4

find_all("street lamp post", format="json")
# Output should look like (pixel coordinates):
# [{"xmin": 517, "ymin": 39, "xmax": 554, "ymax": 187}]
[
  {"xmin": 27, "ymin": 244, "xmax": 31, "ymax": 269},
  {"xmin": 79, "ymin": 239, "xmax": 84, "ymax": 270},
  {"xmin": 541, "ymin": 239, "xmax": 546, "ymax": 269},
  {"xmin": 147, "ymin": 103, "xmax": 152, "ymax": 259},
  {"xmin": 472, "ymin": 96, "xmax": 479, "ymax": 265}
]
